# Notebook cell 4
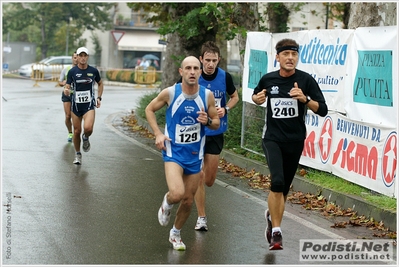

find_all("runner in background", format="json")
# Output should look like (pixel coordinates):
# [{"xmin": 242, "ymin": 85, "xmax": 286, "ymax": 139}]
[
  {"xmin": 64, "ymin": 47, "xmax": 103, "ymax": 165},
  {"xmin": 59, "ymin": 51, "xmax": 78, "ymax": 142}
]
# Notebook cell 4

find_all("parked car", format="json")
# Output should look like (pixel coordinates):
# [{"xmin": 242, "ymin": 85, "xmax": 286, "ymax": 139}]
[{"xmin": 18, "ymin": 56, "xmax": 72, "ymax": 79}]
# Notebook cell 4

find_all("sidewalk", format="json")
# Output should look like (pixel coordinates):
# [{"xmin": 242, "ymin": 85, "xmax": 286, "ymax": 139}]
[
  {"xmin": 134, "ymin": 113, "xmax": 396, "ymax": 231},
  {"xmin": 221, "ymin": 149, "xmax": 397, "ymax": 231}
]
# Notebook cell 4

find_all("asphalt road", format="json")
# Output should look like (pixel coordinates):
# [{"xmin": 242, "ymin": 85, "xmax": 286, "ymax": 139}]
[{"xmin": 1, "ymin": 78, "xmax": 396, "ymax": 265}]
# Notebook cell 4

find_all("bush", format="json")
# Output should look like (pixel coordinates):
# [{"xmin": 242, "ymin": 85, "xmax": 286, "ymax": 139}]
[
  {"xmin": 116, "ymin": 70, "xmax": 123, "ymax": 81},
  {"xmin": 120, "ymin": 70, "xmax": 133, "ymax": 82},
  {"xmin": 230, "ymin": 72, "xmax": 242, "ymax": 87},
  {"xmin": 106, "ymin": 70, "xmax": 113, "ymax": 80},
  {"xmin": 224, "ymin": 88, "xmax": 243, "ymax": 148},
  {"xmin": 105, "ymin": 68, "xmax": 160, "ymax": 83},
  {"xmin": 130, "ymin": 71, "xmax": 136, "ymax": 83},
  {"xmin": 136, "ymin": 91, "xmax": 166, "ymax": 124},
  {"xmin": 111, "ymin": 70, "xmax": 119, "ymax": 80}
]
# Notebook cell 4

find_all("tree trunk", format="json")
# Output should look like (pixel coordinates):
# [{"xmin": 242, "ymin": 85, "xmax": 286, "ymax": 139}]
[
  {"xmin": 348, "ymin": 2, "xmax": 397, "ymax": 28},
  {"xmin": 377, "ymin": 3, "xmax": 397, "ymax": 26},
  {"xmin": 161, "ymin": 32, "xmax": 183, "ymax": 89},
  {"xmin": 231, "ymin": 3, "xmax": 260, "ymax": 68},
  {"xmin": 230, "ymin": 3, "xmax": 263, "ymax": 138},
  {"xmin": 40, "ymin": 18, "xmax": 48, "ymax": 59},
  {"xmin": 267, "ymin": 3, "xmax": 290, "ymax": 33},
  {"xmin": 160, "ymin": 3, "xmax": 218, "ymax": 89}
]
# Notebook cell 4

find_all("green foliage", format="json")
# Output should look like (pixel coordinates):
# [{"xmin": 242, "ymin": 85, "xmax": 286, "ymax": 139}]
[
  {"xmin": 363, "ymin": 195, "xmax": 396, "ymax": 212},
  {"xmin": 230, "ymin": 73, "xmax": 241, "ymax": 87},
  {"xmin": 106, "ymin": 70, "xmax": 113, "ymax": 80},
  {"xmin": 128, "ymin": 3, "xmax": 251, "ymax": 43},
  {"xmin": 91, "ymin": 32, "xmax": 102, "ymax": 66},
  {"xmin": 136, "ymin": 91, "xmax": 166, "ymax": 126},
  {"xmin": 2, "ymin": 3, "xmax": 114, "ymax": 58},
  {"xmin": 327, "ymin": 3, "xmax": 351, "ymax": 29},
  {"xmin": 267, "ymin": 3, "xmax": 290, "ymax": 33},
  {"xmin": 130, "ymin": 72, "xmax": 136, "ymax": 83},
  {"xmin": 224, "ymin": 88, "xmax": 243, "ymax": 149},
  {"xmin": 104, "ymin": 69, "xmax": 162, "ymax": 84},
  {"xmin": 116, "ymin": 70, "xmax": 123, "ymax": 82}
]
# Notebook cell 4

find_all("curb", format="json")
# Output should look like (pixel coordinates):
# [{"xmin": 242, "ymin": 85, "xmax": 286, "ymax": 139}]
[
  {"xmin": 221, "ymin": 149, "xmax": 397, "ymax": 231},
  {"xmin": 135, "ymin": 111, "xmax": 396, "ymax": 231}
]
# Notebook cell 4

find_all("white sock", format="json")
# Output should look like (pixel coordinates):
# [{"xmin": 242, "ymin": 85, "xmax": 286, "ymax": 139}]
[
  {"xmin": 172, "ymin": 225, "xmax": 180, "ymax": 234},
  {"xmin": 272, "ymin": 227, "xmax": 282, "ymax": 234},
  {"xmin": 163, "ymin": 194, "xmax": 173, "ymax": 209}
]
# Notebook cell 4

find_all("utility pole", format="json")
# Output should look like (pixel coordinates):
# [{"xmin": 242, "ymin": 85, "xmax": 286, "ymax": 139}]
[{"xmin": 65, "ymin": 17, "xmax": 71, "ymax": 55}]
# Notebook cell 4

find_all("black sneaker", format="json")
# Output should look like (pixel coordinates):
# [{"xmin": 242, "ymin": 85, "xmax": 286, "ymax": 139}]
[
  {"xmin": 265, "ymin": 209, "xmax": 272, "ymax": 243},
  {"xmin": 269, "ymin": 231, "xmax": 283, "ymax": 250}
]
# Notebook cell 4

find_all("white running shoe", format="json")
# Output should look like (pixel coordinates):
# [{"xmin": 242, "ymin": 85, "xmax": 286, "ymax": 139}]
[
  {"xmin": 73, "ymin": 153, "xmax": 82, "ymax": 164},
  {"xmin": 82, "ymin": 134, "xmax": 90, "ymax": 152},
  {"xmin": 158, "ymin": 194, "xmax": 172, "ymax": 226},
  {"xmin": 169, "ymin": 229, "xmax": 186, "ymax": 251},
  {"xmin": 194, "ymin": 216, "xmax": 208, "ymax": 231}
]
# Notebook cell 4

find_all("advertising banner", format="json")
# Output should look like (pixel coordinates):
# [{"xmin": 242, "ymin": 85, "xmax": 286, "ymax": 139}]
[
  {"xmin": 242, "ymin": 32, "xmax": 272, "ymax": 105},
  {"xmin": 301, "ymin": 112, "xmax": 396, "ymax": 197},
  {"xmin": 242, "ymin": 27, "xmax": 397, "ymax": 197},
  {"xmin": 345, "ymin": 26, "xmax": 397, "ymax": 127},
  {"xmin": 271, "ymin": 30, "xmax": 354, "ymax": 113}
]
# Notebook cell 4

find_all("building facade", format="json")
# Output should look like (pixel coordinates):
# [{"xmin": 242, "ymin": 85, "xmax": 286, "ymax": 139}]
[{"xmin": 81, "ymin": 3, "xmax": 164, "ymax": 72}]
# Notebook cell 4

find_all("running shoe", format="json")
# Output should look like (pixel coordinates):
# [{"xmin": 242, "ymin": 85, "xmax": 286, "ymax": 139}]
[
  {"xmin": 269, "ymin": 231, "xmax": 283, "ymax": 250},
  {"xmin": 82, "ymin": 134, "xmax": 90, "ymax": 152},
  {"xmin": 169, "ymin": 229, "xmax": 186, "ymax": 251},
  {"xmin": 68, "ymin": 133, "xmax": 73, "ymax": 142},
  {"xmin": 158, "ymin": 194, "xmax": 171, "ymax": 226},
  {"xmin": 194, "ymin": 216, "xmax": 208, "ymax": 231},
  {"xmin": 265, "ymin": 209, "xmax": 272, "ymax": 243},
  {"xmin": 73, "ymin": 153, "xmax": 82, "ymax": 165}
]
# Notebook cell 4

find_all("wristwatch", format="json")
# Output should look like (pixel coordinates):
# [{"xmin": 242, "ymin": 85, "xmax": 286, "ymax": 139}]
[
  {"xmin": 224, "ymin": 106, "xmax": 230, "ymax": 114},
  {"xmin": 97, "ymin": 96, "xmax": 102, "ymax": 101},
  {"xmin": 206, "ymin": 117, "xmax": 212, "ymax": 126},
  {"xmin": 305, "ymin": 95, "xmax": 311, "ymax": 104}
]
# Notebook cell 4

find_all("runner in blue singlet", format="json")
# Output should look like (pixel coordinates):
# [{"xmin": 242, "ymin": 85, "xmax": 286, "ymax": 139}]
[{"xmin": 145, "ymin": 56, "xmax": 220, "ymax": 251}]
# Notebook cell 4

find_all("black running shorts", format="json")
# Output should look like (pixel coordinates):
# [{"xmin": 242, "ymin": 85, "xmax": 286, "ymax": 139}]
[
  {"xmin": 204, "ymin": 134, "xmax": 224, "ymax": 155},
  {"xmin": 61, "ymin": 91, "xmax": 72, "ymax": 102},
  {"xmin": 262, "ymin": 139, "xmax": 304, "ymax": 195}
]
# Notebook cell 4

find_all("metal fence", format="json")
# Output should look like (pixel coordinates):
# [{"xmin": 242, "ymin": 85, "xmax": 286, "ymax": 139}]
[{"xmin": 31, "ymin": 64, "xmax": 64, "ymax": 87}]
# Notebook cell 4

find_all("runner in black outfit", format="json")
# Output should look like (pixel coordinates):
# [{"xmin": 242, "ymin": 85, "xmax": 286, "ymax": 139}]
[{"xmin": 252, "ymin": 38, "xmax": 328, "ymax": 250}]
